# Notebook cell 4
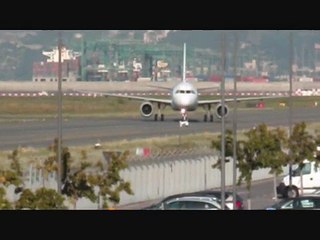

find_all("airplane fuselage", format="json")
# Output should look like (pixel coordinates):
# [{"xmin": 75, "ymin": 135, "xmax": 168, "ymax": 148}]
[{"xmin": 171, "ymin": 82, "xmax": 198, "ymax": 111}]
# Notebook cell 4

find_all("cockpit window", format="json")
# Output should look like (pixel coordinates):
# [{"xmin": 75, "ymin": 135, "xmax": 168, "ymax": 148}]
[{"xmin": 176, "ymin": 90, "xmax": 196, "ymax": 94}]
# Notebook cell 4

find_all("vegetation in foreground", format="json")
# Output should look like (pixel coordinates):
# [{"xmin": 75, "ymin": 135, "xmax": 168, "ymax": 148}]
[
  {"xmin": 211, "ymin": 121, "xmax": 320, "ymax": 205},
  {"xmin": 0, "ymin": 139, "xmax": 133, "ymax": 209}
]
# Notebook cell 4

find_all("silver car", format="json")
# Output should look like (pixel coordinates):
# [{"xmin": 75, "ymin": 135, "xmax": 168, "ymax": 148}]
[{"xmin": 160, "ymin": 196, "xmax": 230, "ymax": 210}]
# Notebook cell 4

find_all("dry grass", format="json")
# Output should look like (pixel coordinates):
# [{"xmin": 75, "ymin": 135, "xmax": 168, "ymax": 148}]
[{"xmin": 0, "ymin": 96, "xmax": 319, "ymax": 118}]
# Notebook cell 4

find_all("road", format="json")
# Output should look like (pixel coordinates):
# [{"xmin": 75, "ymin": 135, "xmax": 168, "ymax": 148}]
[{"xmin": 0, "ymin": 107, "xmax": 320, "ymax": 150}]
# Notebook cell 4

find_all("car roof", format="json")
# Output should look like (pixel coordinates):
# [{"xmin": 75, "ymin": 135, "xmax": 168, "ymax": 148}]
[
  {"xmin": 161, "ymin": 192, "xmax": 204, "ymax": 202},
  {"xmin": 193, "ymin": 190, "xmax": 243, "ymax": 200},
  {"xmin": 165, "ymin": 196, "xmax": 230, "ymax": 209},
  {"xmin": 163, "ymin": 190, "xmax": 242, "ymax": 202},
  {"xmin": 143, "ymin": 190, "xmax": 242, "ymax": 209},
  {"xmin": 286, "ymin": 196, "xmax": 320, "ymax": 199},
  {"xmin": 268, "ymin": 195, "xmax": 320, "ymax": 209},
  {"xmin": 142, "ymin": 193, "xmax": 203, "ymax": 209},
  {"xmin": 167, "ymin": 196, "xmax": 219, "ymax": 202}
]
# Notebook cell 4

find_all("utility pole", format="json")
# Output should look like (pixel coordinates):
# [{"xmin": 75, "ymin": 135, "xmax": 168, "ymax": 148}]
[
  {"xmin": 288, "ymin": 32, "xmax": 293, "ymax": 190},
  {"xmin": 57, "ymin": 31, "xmax": 62, "ymax": 194},
  {"xmin": 232, "ymin": 32, "xmax": 238, "ymax": 210},
  {"xmin": 220, "ymin": 32, "xmax": 226, "ymax": 210}
]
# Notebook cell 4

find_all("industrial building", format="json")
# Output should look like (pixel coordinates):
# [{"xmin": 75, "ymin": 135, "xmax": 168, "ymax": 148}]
[
  {"xmin": 32, "ymin": 38, "xmax": 223, "ymax": 82},
  {"xmin": 33, "ymin": 45, "xmax": 81, "ymax": 82},
  {"xmin": 33, "ymin": 37, "xmax": 278, "ymax": 83}
]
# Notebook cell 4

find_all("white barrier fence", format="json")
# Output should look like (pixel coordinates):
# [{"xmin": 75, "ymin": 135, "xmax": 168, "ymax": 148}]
[
  {"xmin": 118, "ymin": 155, "xmax": 288, "ymax": 205},
  {"xmin": 17, "ymin": 155, "xmax": 287, "ymax": 208},
  {"xmin": 24, "ymin": 164, "xmax": 58, "ymax": 191}
]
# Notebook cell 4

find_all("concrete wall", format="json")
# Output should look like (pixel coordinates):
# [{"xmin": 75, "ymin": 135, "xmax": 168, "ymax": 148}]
[{"xmin": 118, "ymin": 155, "xmax": 288, "ymax": 205}]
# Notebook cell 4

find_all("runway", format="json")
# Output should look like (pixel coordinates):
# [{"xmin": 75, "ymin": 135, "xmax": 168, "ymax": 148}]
[{"xmin": 0, "ymin": 107, "xmax": 320, "ymax": 150}]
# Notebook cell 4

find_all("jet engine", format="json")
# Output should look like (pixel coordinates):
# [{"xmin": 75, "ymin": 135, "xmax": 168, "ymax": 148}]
[
  {"xmin": 140, "ymin": 102, "xmax": 153, "ymax": 118},
  {"xmin": 215, "ymin": 103, "xmax": 229, "ymax": 118}
]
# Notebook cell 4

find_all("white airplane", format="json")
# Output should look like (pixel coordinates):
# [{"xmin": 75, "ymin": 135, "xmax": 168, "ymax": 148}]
[{"xmin": 80, "ymin": 43, "xmax": 284, "ymax": 127}]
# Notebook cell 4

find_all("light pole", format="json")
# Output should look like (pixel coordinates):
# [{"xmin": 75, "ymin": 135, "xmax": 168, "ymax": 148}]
[
  {"xmin": 220, "ymin": 32, "xmax": 226, "ymax": 209},
  {"xmin": 288, "ymin": 32, "xmax": 293, "ymax": 191},
  {"xmin": 232, "ymin": 32, "xmax": 238, "ymax": 210},
  {"xmin": 57, "ymin": 31, "xmax": 63, "ymax": 194}
]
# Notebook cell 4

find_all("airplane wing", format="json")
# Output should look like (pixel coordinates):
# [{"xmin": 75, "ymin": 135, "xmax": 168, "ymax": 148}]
[
  {"xmin": 198, "ymin": 96, "xmax": 286, "ymax": 105},
  {"xmin": 103, "ymin": 93, "xmax": 172, "ymax": 104},
  {"xmin": 197, "ymin": 86, "xmax": 220, "ymax": 92},
  {"xmin": 71, "ymin": 89, "xmax": 172, "ymax": 105}
]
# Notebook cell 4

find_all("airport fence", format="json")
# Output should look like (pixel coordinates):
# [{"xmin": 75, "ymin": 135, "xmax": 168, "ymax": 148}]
[
  {"xmin": 118, "ymin": 152, "xmax": 283, "ymax": 205},
  {"xmin": 19, "ymin": 149, "xmax": 287, "ymax": 208}
]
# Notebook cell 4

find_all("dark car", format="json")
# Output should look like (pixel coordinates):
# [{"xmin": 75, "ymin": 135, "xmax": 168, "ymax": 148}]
[
  {"xmin": 143, "ymin": 190, "xmax": 244, "ymax": 210},
  {"xmin": 265, "ymin": 196, "xmax": 320, "ymax": 210}
]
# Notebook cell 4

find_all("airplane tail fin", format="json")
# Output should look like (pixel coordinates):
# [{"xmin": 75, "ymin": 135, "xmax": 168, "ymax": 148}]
[{"xmin": 182, "ymin": 43, "xmax": 186, "ymax": 82}]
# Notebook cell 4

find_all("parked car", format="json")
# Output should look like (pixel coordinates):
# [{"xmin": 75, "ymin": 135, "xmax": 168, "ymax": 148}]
[
  {"xmin": 193, "ymin": 190, "xmax": 244, "ymax": 210},
  {"xmin": 142, "ymin": 192, "xmax": 203, "ymax": 210},
  {"xmin": 143, "ymin": 190, "xmax": 244, "ymax": 210},
  {"xmin": 161, "ymin": 196, "xmax": 229, "ymax": 210},
  {"xmin": 265, "ymin": 196, "xmax": 320, "ymax": 210}
]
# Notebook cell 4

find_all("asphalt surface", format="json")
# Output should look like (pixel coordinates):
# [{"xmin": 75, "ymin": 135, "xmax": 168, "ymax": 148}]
[{"xmin": 0, "ymin": 107, "xmax": 320, "ymax": 150}]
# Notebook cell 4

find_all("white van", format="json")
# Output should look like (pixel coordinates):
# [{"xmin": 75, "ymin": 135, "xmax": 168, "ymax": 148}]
[{"xmin": 277, "ymin": 159, "xmax": 320, "ymax": 198}]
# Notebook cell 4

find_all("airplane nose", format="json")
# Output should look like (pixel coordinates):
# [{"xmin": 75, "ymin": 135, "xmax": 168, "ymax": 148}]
[{"xmin": 176, "ymin": 96, "xmax": 195, "ymax": 107}]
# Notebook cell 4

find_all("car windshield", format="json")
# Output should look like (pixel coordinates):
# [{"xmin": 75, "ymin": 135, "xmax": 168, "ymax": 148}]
[
  {"xmin": 292, "ymin": 162, "xmax": 311, "ymax": 176},
  {"xmin": 268, "ymin": 199, "xmax": 292, "ymax": 209}
]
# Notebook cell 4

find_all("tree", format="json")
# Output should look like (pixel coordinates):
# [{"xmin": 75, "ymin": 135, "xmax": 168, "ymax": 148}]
[
  {"xmin": 62, "ymin": 150, "xmax": 133, "ymax": 209},
  {"xmin": 288, "ymin": 122, "xmax": 316, "ymax": 165},
  {"xmin": 312, "ymin": 129, "xmax": 320, "ymax": 164},
  {"xmin": 15, "ymin": 188, "xmax": 66, "ymax": 210},
  {"xmin": 1, "ymin": 148, "xmax": 24, "ymax": 189},
  {"xmin": 62, "ymin": 160, "xmax": 97, "ymax": 209},
  {"xmin": 15, "ymin": 189, "xmax": 36, "ymax": 209},
  {"xmin": 46, "ymin": 138, "xmax": 71, "ymax": 185},
  {"xmin": 34, "ymin": 188, "xmax": 66, "ymax": 209},
  {"xmin": 0, "ymin": 187, "xmax": 12, "ymax": 209},
  {"xmin": 211, "ymin": 129, "xmax": 234, "ymax": 170},
  {"xmin": 287, "ymin": 122, "xmax": 317, "ymax": 196},
  {"xmin": 0, "ymin": 170, "xmax": 23, "ymax": 187},
  {"xmin": 8, "ymin": 148, "xmax": 23, "ymax": 177},
  {"xmin": 256, "ymin": 126, "xmax": 288, "ymax": 200},
  {"xmin": 259, "ymin": 127, "xmax": 288, "ymax": 175},
  {"xmin": 88, "ymin": 150, "xmax": 133, "ymax": 209},
  {"xmin": 236, "ymin": 125, "xmax": 266, "ymax": 189}
]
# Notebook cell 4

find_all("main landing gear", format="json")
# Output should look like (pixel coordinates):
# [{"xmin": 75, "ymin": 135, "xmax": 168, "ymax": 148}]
[
  {"xmin": 203, "ymin": 105, "xmax": 214, "ymax": 122},
  {"xmin": 154, "ymin": 103, "xmax": 165, "ymax": 121}
]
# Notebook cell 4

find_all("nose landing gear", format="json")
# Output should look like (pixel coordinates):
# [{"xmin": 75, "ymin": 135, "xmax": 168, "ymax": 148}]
[{"xmin": 179, "ymin": 108, "xmax": 189, "ymax": 127}]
